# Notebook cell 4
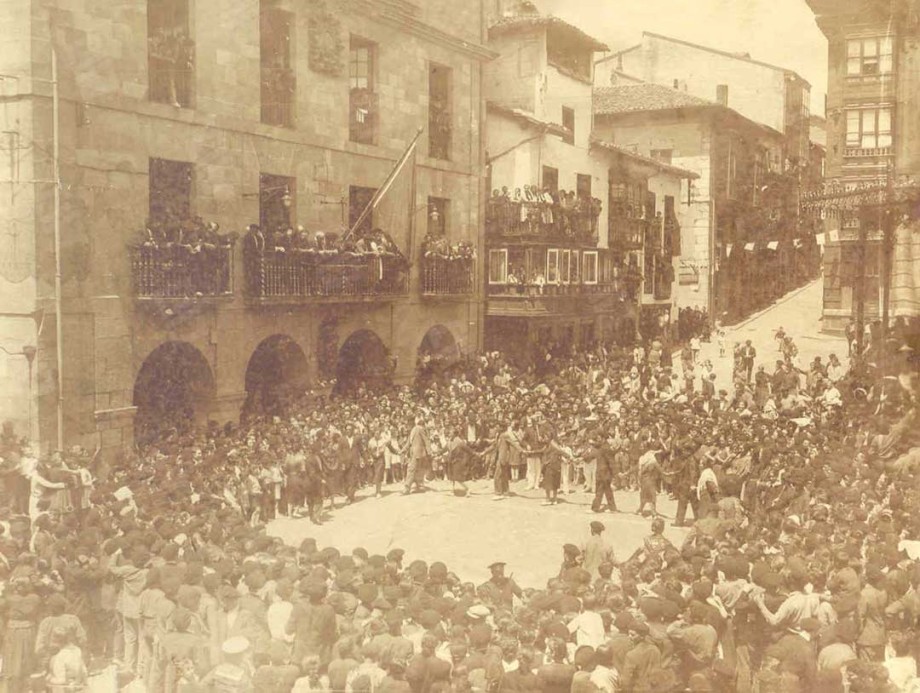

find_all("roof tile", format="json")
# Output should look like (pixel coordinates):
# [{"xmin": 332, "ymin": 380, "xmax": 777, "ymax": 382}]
[{"xmin": 593, "ymin": 84, "xmax": 716, "ymax": 116}]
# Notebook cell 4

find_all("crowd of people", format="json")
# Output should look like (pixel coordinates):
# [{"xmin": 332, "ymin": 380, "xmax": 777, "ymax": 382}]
[
  {"xmin": 1, "ymin": 325, "xmax": 920, "ymax": 691},
  {"xmin": 486, "ymin": 185, "xmax": 603, "ymax": 243}
]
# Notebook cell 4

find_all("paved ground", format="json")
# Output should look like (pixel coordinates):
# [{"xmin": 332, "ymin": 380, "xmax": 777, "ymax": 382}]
[
  {"xmin": 269, "ymin": 479, "xmax": 684, "ymax": 589},
  {"xmin": 266, "ymin": 280, "xmax": 844, "ymax": 590},
  {"xmin": 691, "ymin": 279, "xmax": 848, "ymax": 391}
]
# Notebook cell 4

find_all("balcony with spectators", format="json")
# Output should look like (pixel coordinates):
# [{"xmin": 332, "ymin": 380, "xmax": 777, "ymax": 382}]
[
  {"xmin": 242, "ymin": 225, "xmax": 409, "ymax": 303},
  {"xmin": 130, "ymin": 219, "xmax": 235, "ymax": 299},
  {"xmin": 485, "ymin": 186, "xmax": 601, "ymax": 245},
  {"xmin": 420, "ymin": 235, "xmax": 476, "ymax": 296}
]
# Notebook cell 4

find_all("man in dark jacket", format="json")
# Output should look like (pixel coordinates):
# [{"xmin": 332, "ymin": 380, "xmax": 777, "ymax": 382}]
[{"xmin": 286, "ymin": 580, "xmax": 337, "ymax": 666}]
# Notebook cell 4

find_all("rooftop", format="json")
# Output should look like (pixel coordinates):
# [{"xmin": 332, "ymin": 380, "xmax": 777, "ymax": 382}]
[
  {"xmin": 589, "ymin": 137, "xmax": 699, "ymax": 180},
  {"xmin": 603, "ymin": 31, "xmax": 810, "ymax": 87},
  {"xmin": 593, "ymin": 83, "xmax": 717, "ymax": 116},
  {"xmin": 488, "ymin": 15, "xmax": 609, "ymax": 52},
  {"xmin": 486, "ymin": 102, "xmax": 569, "ymax": 138}
]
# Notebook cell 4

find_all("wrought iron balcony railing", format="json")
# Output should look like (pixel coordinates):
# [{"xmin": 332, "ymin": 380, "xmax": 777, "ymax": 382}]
[
  {"xmin": 421, "ymin": 255, "xmax": 475, "ymax": 295},
  {"xmin": 486, "ymin": 199, "xmax": 600, "ymax": 244},
  {"xmin": 244, "ymin": 250, "xmax": 409, "ymax": 300},
  {"xmin": 131, "ymin": 243, "xmax": 233, "ymax": 298}
]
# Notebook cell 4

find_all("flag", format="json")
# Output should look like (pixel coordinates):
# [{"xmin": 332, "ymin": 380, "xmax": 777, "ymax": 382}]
[
  {"xmin": 374, "ymin": 141, "xmax": 417, "ymax": 255},
  {"xmin": 349, "ymin": 127, "xmax": 423, "ymax": 255}
]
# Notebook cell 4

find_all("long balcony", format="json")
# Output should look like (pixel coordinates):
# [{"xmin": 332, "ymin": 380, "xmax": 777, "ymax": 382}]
[
  {"xmin": 844, "ymin": 146, "xmax": 894, "ymax": 159},
  {"xmin": 486, "ymin": 198, "xmax": 600, "ymax": 244},
  {"xmin": 244, "ymin": 250, "xmax": 408, "ymax": 302},
  {"xmin": 486, "ymin": 281, "xmax": 620, "ymax": 317},
  {"xmin": 131, "ymin": 243, "xmax": 233, "ymax": 299},
  {"xmin": 421, "ymin": 255, "xmax": 475, "ymax": 296}
]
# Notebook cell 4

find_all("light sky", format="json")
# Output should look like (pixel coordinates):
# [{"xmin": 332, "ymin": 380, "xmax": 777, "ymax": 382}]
[{"xmin": 534, "ymin": 0, "xmax": 828, "ymax": 113}]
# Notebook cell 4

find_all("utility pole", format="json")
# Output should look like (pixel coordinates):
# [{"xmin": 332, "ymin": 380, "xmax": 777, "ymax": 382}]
[{"xmin": 52, "ymin": 47, "xmax": 64, "ymax": 452}]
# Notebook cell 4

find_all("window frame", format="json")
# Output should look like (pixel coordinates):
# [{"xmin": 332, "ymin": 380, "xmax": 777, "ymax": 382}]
[
  {"xmin": 845, "ymin": 105, "xmax": 893, "ymax": 149},
  {"xmin": 546, "ymin": 248, "xmax": 560, "ymax": 284},
  {"xmin": 349, "ymin": 36, "xmax": 375, "ymax": 91},
  {"xmin": 582, "ymin": 250, "xmax": 598, "ymax": 285},
  {"xmin": 427, "ymin": 196, "xmax": 449, "ymax": 238},
  {"xmin": 846, "ymin": 36, "xmax": 894, "ymax": 76},
  {"xmin": 149, "ymin": 157, "xmax": 194, "ymax": 227},
  {"xmin": 488, "ymin": 248, "xmax": 508, "ymax": 284},
  {"xmin": 428, "ymin": 62, "xmax": 453, "ymax": 160},
  {"xmin": 561, "ymin": 249, "xmax": 571, "ymax": 284},
  {"xmin": 561, "ymin": 106, "xmax": 575, "ymax": 145}
]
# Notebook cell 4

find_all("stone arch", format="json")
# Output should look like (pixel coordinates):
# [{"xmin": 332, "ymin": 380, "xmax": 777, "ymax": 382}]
[
  {"xmin": 416, "ymin": 324, "xmax": 459, "ymax": 387},
  {"xmin": 418, "ymin": 324, "xmax": 458, "ymax": 359},
  {"xmin": 243, "ymin": 334, "xmax": 309, "ymax": 419},
  {"xmin": 335, "ymin": 329, "xmax": 391, "ymax": 394},
  {"xmin": 133, "ymin": 341, "xmax": 215, "ymax": 444}
]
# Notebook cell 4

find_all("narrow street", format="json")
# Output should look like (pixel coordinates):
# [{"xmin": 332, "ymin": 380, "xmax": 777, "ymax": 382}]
[{"xmin": 692, "ymin": 279, "xmax": 847, "ymax": 390}]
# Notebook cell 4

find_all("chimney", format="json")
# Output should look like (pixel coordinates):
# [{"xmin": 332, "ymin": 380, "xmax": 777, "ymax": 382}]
[{"xmin": 716, "ymin": 84, "xmax": 729, "ymax": 106}]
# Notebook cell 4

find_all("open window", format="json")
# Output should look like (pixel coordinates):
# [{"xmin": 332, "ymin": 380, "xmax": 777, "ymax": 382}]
[
  {"xmin": 562, "ymin": 107, "xmax": 575, "ymax": 145},
  {"xmin": 260, "ymin": 173, "xmax": 295, "ymax": 233},
  {"xmin": 260, "ymin": 2, "xmax": 295, "ymax": 127},
  {"xmin": 148, "ymin": 0, "xmax": 194, "ymax": 107},
  {"xmin": 350, "ymin": 37, "xmax": 378, "ymax": 144},
  {"xmin": 149, "ymin": 158, "xmax": 193, "ymax": 228},
  {"xmin": 429, "ymin": 63, "xmax": 452, "ymax": 160}
]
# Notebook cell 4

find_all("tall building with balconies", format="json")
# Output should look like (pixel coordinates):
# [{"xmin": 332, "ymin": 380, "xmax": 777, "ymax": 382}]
[
  {"xmin": 806, "ymin": 0, "xmax": 920, "ymax": 333},
  {"xmin": 0, "ymin": 0, "xmax": 493, "ymax": 454},
  {"xmin": 481, "ymin": 6, "xmax": 697, "ymax": 362}
]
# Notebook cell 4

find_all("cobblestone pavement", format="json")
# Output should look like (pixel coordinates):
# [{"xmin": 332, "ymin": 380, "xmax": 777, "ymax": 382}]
[{"xmin": 269, "ymin": 478, "xmax": 685, "ymax": 590}]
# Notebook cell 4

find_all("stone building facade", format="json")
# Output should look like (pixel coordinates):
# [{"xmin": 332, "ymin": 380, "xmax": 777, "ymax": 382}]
[
  {"xmin": 806, "ymin": 0, "xmax": 920, "ymax": 333},
  {"xmin": 0, "ymin": 0, "xmax": 493, "ymax": 455}
]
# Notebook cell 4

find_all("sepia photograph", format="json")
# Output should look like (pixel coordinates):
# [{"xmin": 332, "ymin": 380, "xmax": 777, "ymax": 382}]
[{"xmin": 1, "ymin": 0, "xmax": 920, "ymax": 690}]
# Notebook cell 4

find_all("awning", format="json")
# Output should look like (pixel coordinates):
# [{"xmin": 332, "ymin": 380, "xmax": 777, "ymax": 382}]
[
  {"xmin": 744, "ymin": 242, "xmax": 756, "ymax": 251},
  {"xmin": 767, "ymin": 241, "xmax": 779, "ymax": 250}
]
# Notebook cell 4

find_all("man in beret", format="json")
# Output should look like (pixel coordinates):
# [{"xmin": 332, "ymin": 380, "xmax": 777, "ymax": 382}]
[
  {"xmin": 478, "ymin": 562, "xmax": 521, "ymax": 610},
  {"xmin": 287, "ymin": 579, "xmax": 337, "ymax": 666},
  {"xmin": 620, "ymin": 620, "xmax": 661, "ymax": 693},
  {"xmin": 582, "ymin": 521, "xmax": 616, "ymax": 581}
]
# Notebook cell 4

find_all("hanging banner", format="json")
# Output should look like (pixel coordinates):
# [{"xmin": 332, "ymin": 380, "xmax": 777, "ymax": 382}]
[
  {"xmin": 828, "ymin": 229, "xmax": 840, "ymax": 243},
  {"xmin": 725, "ymin": 243, "xmax": 733, "ymax": 257},
  {"xmin": 744, "ymin": 242, "xmax": 756, "ymax": 251},
  {"xmin": 767, "ymin": 241, "xmax": 779, "ymax": 250},
  {"xmin": 815, "ymin": 232, "xmax": 826, "ymax": 246},
  {"xmin": 794, "ymin": 238, "xmax": 803, "ymax": 248}
]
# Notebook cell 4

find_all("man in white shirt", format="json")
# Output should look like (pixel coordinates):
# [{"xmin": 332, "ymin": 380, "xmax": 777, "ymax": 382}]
[{"xmin": 567, "ymin": 594, "xmax": 605, "ymax": 649}]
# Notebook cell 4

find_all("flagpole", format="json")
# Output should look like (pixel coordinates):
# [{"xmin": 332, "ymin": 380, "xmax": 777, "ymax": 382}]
[
  {"xmin": 408, "ymin": 143, "xmax": 418, "ymax": 264},
  {"xmin": 343, "ymin": 126, "xmax": 424, "ymax": 243}
]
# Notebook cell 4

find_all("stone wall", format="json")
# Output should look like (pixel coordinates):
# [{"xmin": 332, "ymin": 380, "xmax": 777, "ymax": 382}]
[{"xmin": 10, "ymin": 0, "xmax": 489, "ymax": 455}]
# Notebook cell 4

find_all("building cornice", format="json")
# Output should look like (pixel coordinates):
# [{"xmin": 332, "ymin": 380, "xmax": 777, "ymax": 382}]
[{"xmin": 342, "ymin": 0, "xmax": 498, "ymax": 61}]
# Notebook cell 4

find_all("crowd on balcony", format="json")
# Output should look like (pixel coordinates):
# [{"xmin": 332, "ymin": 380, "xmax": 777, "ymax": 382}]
[
  {"xmin": 486, "ymin": 186, "xmax": 602, "ymax": 243},
  {"xmin": 420, "ymin": 235, "xmax": 476, "ymax": 295},
  {"xmin": 243, "ymin": 224, "xmax": 409, "ymax": 298},
  {"xmin": 131, "ymin": 217, "xmax": 236, "ymax": 298},
  {"xmin": 3, "ymin": 322, "xmax": 920, "ymax": 691}
]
